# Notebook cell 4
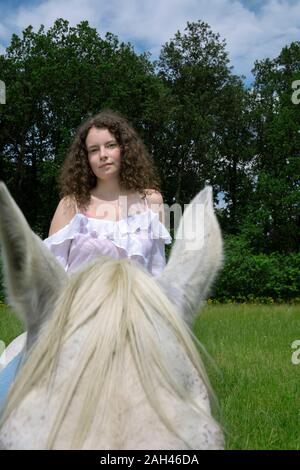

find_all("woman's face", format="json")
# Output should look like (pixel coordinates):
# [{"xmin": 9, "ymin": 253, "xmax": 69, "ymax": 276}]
[{"xmin": 86, "ymin": 127, "xmax": 122, "ymax": 182}]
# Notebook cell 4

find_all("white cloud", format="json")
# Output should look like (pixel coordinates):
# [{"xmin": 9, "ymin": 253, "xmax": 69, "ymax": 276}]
[
  {"xmin": 0, "ymin": 0, "xmax": 299, "ymax": 82},
  {"xmin": 10, "ymin": 0, "xmax": 97, "ymax": 31},
  {"xmin": 0, "ymin": 21, "xmax": 12, "ymax": 40}
]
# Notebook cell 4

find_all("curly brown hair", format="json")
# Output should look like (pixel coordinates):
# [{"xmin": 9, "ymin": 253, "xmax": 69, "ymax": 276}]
[{"xmin": 58, "ymin": 109, "xmax": 161, "ymax": 211}]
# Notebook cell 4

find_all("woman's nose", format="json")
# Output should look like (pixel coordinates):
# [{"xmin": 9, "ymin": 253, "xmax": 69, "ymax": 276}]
[{"xmin": 99, "ymin": 147, "xmax": 107, "ymax": 159}]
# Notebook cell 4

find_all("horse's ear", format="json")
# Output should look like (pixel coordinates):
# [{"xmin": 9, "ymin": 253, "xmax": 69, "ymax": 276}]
[
  {"xmin": 0, "ymin": 182, "xmax": 68, "ymax": 347},
  {"xmin": 157, "ymin": 186, "xmax": 223, "ymax": 326}
]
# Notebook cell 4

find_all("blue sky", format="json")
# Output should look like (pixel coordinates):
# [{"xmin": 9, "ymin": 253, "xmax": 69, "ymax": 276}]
[{"xmin": 0, "ymin": 0, "xmax": 299, "ymax": 85}]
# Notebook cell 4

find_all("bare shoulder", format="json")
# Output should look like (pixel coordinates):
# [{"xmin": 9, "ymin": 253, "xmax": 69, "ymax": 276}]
[
  {"xmin": 145, "ymin": 189, "xmax": 164, "ymax": 205},
  {"xmin": 48, "ymin": 195, "xmax": 77, "ymax": 237},
  {"xmin": 145, "ymin": 189, "xmax": 165, "ymax": 224},
  {"xmin": 56, "ymin": 195, "xmax": 78, "ymax": 217},
  {"xmin": 61, "ymin": 194, "xmax": 77, "ymax": 211}
]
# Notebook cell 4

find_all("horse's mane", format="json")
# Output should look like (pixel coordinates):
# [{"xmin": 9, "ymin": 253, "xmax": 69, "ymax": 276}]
[{"xmin": 2, "ymin": 256, "xmax": 219, "ymax": 449}]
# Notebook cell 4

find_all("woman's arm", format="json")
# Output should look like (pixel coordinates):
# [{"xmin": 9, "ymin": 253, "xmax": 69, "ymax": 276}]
[{"xmin": 48, "ymin": 196, "xmax": 77, "ymax": 237}]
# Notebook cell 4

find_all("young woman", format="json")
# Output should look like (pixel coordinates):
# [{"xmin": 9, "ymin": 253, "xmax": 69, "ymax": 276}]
[
  {"xmin": 0, "ymin": 110, "xmax": 172, "ymax": 403},
  {"xmin": 45, "ymin": 108, "xmax": 172, "ymax": 275}
]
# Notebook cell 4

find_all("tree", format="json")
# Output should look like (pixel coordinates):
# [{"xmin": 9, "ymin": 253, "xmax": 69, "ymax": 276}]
[
  {"xmin": 0, "ymin": 19, "xmax": 163, "ymax": 236},
  {"xmin": 156, "ymin": 20, "xmax": 247, "ymax": 215},
  {"xmin": 240, "ymin": 42, "xmax": 300, "ymax": 253}
]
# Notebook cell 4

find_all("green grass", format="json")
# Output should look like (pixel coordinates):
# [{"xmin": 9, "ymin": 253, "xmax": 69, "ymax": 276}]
[
  {"xmin": 194, "ymin": 304, "xmax": 300, "ymax": 450},
  {"xmin": 0, "ymin": 303, "xmax": 299, "ymax": 449},
  {"xmin": 0, "ymin": 305, "xmax": 24, "ymax": 348}
]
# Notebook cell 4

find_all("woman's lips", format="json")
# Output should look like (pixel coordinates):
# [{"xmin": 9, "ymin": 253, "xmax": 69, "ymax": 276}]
[{"xmin": 100, "ymin": 163, "xmax": 112, "ymax": 168}]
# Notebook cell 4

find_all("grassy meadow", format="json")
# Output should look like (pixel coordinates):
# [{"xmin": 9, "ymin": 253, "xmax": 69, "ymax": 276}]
[
  {"xmin": 0, "ymin": 302, "xmax": 299, "ymax": 449},
  {"xmin": 194, "ymin": 303, "xmax": 300, "ymax": 450},
  {"xmin": 0, "ymin": 304, "xmax": 24, "ymax": 349}
]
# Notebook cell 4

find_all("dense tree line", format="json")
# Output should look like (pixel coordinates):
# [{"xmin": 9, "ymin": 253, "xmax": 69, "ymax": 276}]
[{"xmin": 0, "ymin": 18, "xmax": 299, "ymax": 301}]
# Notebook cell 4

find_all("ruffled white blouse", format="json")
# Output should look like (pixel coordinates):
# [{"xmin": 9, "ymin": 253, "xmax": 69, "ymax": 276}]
[{"xmin": 43, "ymin": 207, "xmax": 172, "ymax": 277}]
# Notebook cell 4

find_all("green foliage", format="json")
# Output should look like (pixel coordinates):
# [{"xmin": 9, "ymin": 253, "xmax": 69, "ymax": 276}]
[
  {"xmin": 156, "ymin": 20, "xmax": 244, "ymax": 207},
  {"xmin": 246, "ymin": 42, "xmax": 300, "ymax": 253},
  {"xmin": 0, "ymin": 18, "xmax": 299, "ymax": 303},
  {"xmin": 212, "ymin": 235, "xmax": 300, "ymax": 302},
  {"xmin": 0, "ymin": 19, "xmax": 165, "ymax": 237}
]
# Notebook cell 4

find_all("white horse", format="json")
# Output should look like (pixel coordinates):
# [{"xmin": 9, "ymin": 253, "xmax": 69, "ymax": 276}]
[{"xmin": 0, "ymin": 182, "xmax": 223, "ymax": 450}]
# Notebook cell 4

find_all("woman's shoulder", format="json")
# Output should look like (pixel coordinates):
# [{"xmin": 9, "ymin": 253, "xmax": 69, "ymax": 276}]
[
  {"xmin": 48, "ymin": 195, "xmax": 77, "ymax": 237},
  {"xmin": 144, "ymin": 189, "xmax": 165, "ymax": 224},
  {"xmin": 60, "ymin": 194, "xmax": 77, "ymax": 210},
  {"xmin": 145, "ymin": 189, "xmax": 164, "ymax": 205}
]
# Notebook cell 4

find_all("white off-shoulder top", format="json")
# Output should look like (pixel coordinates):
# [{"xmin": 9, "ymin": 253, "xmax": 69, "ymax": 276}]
[{"xmin": 43, "ymin": 195, "xmax": 172, "ymax": 277}]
